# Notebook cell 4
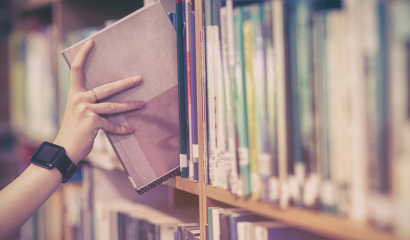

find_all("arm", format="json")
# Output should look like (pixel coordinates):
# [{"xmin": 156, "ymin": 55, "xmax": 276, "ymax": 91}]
[{"xmin": 0, "ymin": 40, "xmax": 144, "ymax": 239}]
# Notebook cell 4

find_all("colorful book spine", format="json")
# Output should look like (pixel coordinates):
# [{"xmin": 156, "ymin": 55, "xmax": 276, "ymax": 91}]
[
  {"xmin": 233, "ymin": 7, "xmax": 251, "ymax": 196},
  {"xmin": 243, "ymin": 5, "xmax": 260, "ymax": 200},
  {"xmin": 176, "ymin": 0, "xmax": 188, "ymax": 178},
  {"xmin": 189, "ymin": 10, "xmax": 199, "ymax": 182}
]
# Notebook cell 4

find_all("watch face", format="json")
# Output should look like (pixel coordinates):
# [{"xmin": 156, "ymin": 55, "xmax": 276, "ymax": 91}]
[{"xmin": 31, "ymin": 142, "xmax": 64, "ymax": 168}]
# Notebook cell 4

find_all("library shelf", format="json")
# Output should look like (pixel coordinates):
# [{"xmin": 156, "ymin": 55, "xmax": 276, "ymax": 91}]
[
  {"xmin": 204, "ymin": 184, "xmax": 399, "ymax": 240},
  {"xmin": 163, "ymin": 176, "xmax": 199, "ymax": 196}
]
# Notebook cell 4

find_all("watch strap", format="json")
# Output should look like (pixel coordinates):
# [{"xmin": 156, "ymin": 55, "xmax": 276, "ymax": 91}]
[{"xmin": 54, "ymin": 153, "xmax": 77, "ymax": 183}]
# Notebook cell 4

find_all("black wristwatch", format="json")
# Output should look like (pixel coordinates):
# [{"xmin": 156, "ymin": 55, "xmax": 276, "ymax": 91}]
[{"xmin": 30, "ymin": 141, "xmax": 77, "ymax": 183}]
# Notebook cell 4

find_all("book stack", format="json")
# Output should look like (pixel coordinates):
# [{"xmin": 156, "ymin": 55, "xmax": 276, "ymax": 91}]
[
  {"xmin": 172, "ymin": 0, "xmax": 410, "ymax": 237},
  {"xmin": 207, "ymin": 207, "xmax": 330, "ymax": 240}
]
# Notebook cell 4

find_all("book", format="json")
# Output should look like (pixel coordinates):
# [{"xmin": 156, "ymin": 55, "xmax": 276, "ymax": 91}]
[
  {"xmin": 189, "ymin": 10, "xmax": 199, "ymax": 182},
  {"xmin": 388, "ymin": 0, "xmax": 410, "ymax": 238},
  {"xmin": 233, "ymin": 7, "xmax": 251, "ymax": 196},
  {"xmin": 61, "ymin": 1, "xmax": 180, "ymax": 194},
  {"xmin": 243, "ymin": 5, "xmax": 260, "ymax": 200},
  {"xmin": 177, "ymin": 0, "xmax": 188, "ymax": 179}
]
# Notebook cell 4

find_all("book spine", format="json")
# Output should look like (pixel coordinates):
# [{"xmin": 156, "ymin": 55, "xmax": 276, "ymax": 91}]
[
  {"xmin": 206, "ymin": 25, "xmax": 216, "ymax": 186},
  {"xmin": 176, "ymin": 0, "xmax": 188, "ymax": 178},
  {"xmin": 221, "ymin": 1, "xmax": 239, "ymax": 195},
  {"xmin": 186, "ymin": 0, "xmax": 194, "ymax": 180},
  {"xmin": 388, "ymin": 1, "xmax": 410, "ymax": 237},
  {"xmin": 263, "ymin": 1, "xmax": 279, "ymax": 204},
  {"xmin": 251, "ymin": 3, "xmax": 271, "ymax": 202},
  {"xmin": 220, "ymin": 6, "xmax": 232, "ymax": 192},
  {"xmin": 233, "ymin": 7, "xmax": 251, "ymax": 196},
  {"xmin": 243, "ymin": 6, "xmax": 260, "ymax": 200},
  {"xmin": 225, "ymin": 0, "xmax": 240, "ymax": 196},
  {"xmin": 201, "ymin": 29, "xmax": 209, "ymax": 184},
  {"xmin": 342, "ymin": 0, "xmax": 367, "ymax": 223},
  {"xmin": 190, "ymin": 11, "xmax": 199, "ymax": 182},
  {"xmin": 207, "ymin": 208, "xmax": 213, "ymax": 240},
  {"xmin": 272, "ymin": 0, "xmax": 290, "ymax": 209},
  {"xmin": 182, "ymin": 0, "xmax": 191, "ymax": 179}
]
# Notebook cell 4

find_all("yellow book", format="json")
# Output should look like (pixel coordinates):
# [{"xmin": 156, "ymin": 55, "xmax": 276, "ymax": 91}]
[
  {"xmin": 243, "ymin": 18, "xmax": 260, "ymax": 200},
  {"xmin": 9, "ymin": 31, "xmax": 26, "ymax": 133}
]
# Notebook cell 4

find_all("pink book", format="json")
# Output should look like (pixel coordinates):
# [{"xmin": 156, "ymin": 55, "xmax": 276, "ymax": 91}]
[{"xmin": 61, "ymin": 1, "xmax": 180, "ymax": 194}]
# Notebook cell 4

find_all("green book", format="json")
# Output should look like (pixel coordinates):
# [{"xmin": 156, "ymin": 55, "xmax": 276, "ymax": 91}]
[{"xmin": 233, "ymin": 7, "xmax": 251, "ymax": 196}]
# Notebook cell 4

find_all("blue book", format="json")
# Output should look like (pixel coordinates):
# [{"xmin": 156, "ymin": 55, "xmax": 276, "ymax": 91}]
[{"xmin": 176, "ymin": 0, "xmax": 188, "ymax": 178}]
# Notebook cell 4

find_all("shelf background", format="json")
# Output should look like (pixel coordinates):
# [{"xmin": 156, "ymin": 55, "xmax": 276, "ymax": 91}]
[{"xmin": 7, "ymin": 0, "xmax": 406, "ymax": 239}]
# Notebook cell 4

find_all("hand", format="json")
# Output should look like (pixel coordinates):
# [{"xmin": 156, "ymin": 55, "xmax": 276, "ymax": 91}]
[{"xmin": 54, "ymin": 39, "xmax": 144, "ymax": 164}]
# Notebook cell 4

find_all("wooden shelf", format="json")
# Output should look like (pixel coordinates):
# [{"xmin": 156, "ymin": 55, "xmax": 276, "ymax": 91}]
[
  {"xmin": 205, "ymin": 184, "xmax": 399, "ymax": 240},
  {"xmin": 163, "ymin": 176, "xmax": 199, "ymax": 196}
]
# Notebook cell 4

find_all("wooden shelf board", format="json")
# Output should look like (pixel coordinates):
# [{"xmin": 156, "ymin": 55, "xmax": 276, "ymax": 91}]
[
  {"xmin": 163, "ymin": 176, "xmax": 199, "ymax": 196},
  {"xmin": 205, "ymin": 185, "xmax": 399, "ymax": 240}
]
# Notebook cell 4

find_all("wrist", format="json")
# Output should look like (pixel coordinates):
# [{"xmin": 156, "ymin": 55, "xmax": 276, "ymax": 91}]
[{"xmin": 53, "ymin": 139, "xmax": 79, "ymax": 165}]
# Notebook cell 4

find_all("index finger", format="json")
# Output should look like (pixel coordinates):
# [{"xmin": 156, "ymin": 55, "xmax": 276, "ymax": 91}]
[{"xmin": 69, "ymin": 39, "xmax": 94, "ymax": 92}]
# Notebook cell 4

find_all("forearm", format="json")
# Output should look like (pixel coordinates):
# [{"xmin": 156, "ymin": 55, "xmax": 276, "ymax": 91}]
[{"xmin": 0, "ymin": 164, "xmax": 62, "ymax": 239}]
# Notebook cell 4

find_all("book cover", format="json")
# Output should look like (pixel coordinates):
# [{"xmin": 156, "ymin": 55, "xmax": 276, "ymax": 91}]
[{"xmin": 61, "ymin": 1, "xmax": 180, "ymax": 194}]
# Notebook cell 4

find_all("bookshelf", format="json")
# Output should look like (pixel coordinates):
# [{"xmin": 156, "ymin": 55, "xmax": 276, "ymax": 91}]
[{"xmin": 7, "ymin": 0, "xmax": 407, "ymax": 240}]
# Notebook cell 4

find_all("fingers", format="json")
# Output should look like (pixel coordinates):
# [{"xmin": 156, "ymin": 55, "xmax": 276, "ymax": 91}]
[
  {"xmin": 90, "ymin": 76, "xmax": 142, "ymax": 102},
  {"xmin": 70, "ymin": 39, "xmax": 94, "ymax": 92},
  {"xmin": 92, "ymin": 101, "xmax": 145, "ymax": 115},
  {"xmin": 98, "ymin": 118, "xmax": 134, "ymax": 135}
]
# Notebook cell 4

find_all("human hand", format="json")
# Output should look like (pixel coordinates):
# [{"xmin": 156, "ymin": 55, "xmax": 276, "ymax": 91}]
[{"xmin": 54, "ymin": 39, "xmax": 144, "ymax": 164}]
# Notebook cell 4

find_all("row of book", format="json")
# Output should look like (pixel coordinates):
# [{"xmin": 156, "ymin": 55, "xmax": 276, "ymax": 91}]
[
  {"xmin": 207, "ymin": 207, "xmax": 329, "ymax": 240},
  {"xmin": 173, "ymin": 0, "xmax": 410, "ymax": 237},
  {"xmin": 172, "ymin": 0, "xmax": 200, "ymax": 182},
  {"xmin": 96, "ymin": 199, "xmax": 200, "ymax": 240},
  {"xmin": 9, "ymin": 23, "xmax": 58, "ymax": 142}
]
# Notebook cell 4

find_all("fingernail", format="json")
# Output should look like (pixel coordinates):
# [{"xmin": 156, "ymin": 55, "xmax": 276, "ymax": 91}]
[
  {"xmin": 133, "ymin": 76, "xmax": 142, "ymax": 83},
  {"xmin": 138, "ymin": 101, "xmax": 145, "ymax": 107},
  {"xmin": 127, "ymin": 127, "xmax": 134, "ymax": 133},
  {"xmin": 86, "ymin": 39, "xmax": 93, "ymax": 46}
]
